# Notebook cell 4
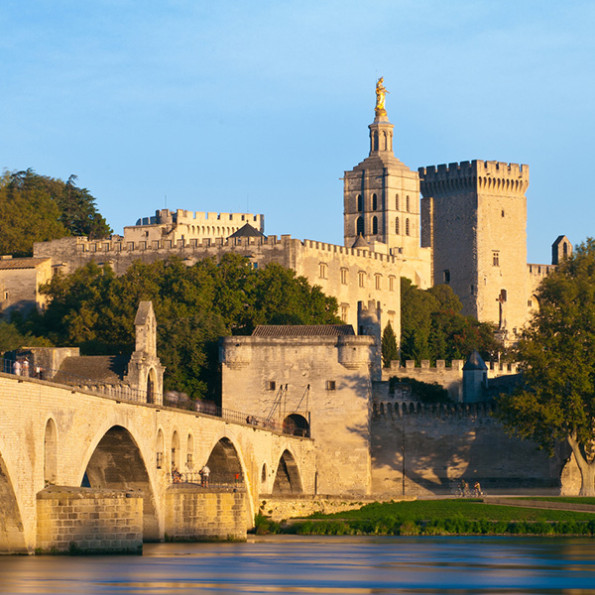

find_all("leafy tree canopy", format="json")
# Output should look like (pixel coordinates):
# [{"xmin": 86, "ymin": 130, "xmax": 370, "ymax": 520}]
[
  {"xmin": 0, "ymin": 169, "xmax": 111, "ymax": 256},
  {"xmin": 20, "ymin": 254, "xmax": 340, "ymax": 400},
  {"xmin": 495, "ymin": 238, "xmax": 595, "ymax": 495},
  {"xmin": 400, "ymin": 278, "xmax": 502, "ymax": 364}
]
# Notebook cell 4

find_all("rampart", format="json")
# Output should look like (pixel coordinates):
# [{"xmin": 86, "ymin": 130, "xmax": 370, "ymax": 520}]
[
  {"xmin": 34, "ymin": 234, "xmax": 402, "ymax": 275},
  {"xmin": 371, "ymin": 400, "xmax": 563, "ymax": 496},
  {"xmin": 419, "ymin": 160, "xmax": 529, "ymax": 196},
  {"xmin": 378, "ymin": 360, "xmax": 520, "ymax": 401}
]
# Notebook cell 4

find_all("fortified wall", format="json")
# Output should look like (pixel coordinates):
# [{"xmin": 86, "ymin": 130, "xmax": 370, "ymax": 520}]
[
  {"xmin": 378, "ymin": 359, "xmax": 520, "ymax": 402},
  {"xmin": 34, "ymin": 234, "xmax": 403, "ymax": 339},
  {"xmin": 371, "ymin": 400, "xmax": 565, "ymax": 496}
]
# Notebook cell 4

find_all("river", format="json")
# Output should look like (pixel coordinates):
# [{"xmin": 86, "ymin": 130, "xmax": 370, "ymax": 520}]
[{"xmin": 0, "ymin": 536, "xmax": 594, "ymax": 594}]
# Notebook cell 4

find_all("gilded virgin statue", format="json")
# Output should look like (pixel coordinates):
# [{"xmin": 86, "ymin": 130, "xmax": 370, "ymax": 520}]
[{"xmin": 375, "ymin": 77, "xmax": 389, "ymax": 116}]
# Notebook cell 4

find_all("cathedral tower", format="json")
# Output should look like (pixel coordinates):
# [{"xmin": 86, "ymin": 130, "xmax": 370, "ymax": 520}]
[{"xmin": 343, "ymin": 80, "xmax": 423, "ymax": 263}]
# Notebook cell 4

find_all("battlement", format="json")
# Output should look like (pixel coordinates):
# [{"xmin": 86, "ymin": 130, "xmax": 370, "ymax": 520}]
[
  {"xmin": 372, "ymin": 399, "xmax": 496, "ymax": 419},
  {"xmin": 134, "ymin": 209, "xmax": 263, "ymax": 229},
  {"xmin": 419, "ymin": 160, "xmax": 529, "ymax": 196},
  {"xmin": 385, "ymin": 359, "xmax": 519, "ymax": 377},
  {"xmin": 34, "ymin": 234, "xmax": 405, "ymax": 266},
  {"xmin": 527, "ymin": 263, "xmax": 555, "ymax": 278}
]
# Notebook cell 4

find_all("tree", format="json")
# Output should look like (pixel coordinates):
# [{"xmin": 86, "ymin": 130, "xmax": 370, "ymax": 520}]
[
  {"xmin": 0, "ymin": 169, "xmax": 111, "ymax": 256},
  {"xmin": 495, "ymin": 239, "xmax": 595, "ymax": 495},
  {"xmin": 400, "ymin": 278, "xmax": 501, "ymax": 364},
  {"xmin": 23, "ymin": 254, "xmax": 341, "ymax": 400},
  {"xmin": 381, "ymin": 322, "xmax": 398, "ymax": 368}
]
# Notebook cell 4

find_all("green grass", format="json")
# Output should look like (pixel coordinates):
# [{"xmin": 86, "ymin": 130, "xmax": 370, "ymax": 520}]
[
  {"xmin": 515, "ymin": 497, "xmax": 595, "ymax": 506},
  {"xmin": 309, "ymin": 499, "xmax": 595, "ymax": 522},
  {"xmin": 279, "ymin": 499, "xmax": 595, "ymax": 537}
]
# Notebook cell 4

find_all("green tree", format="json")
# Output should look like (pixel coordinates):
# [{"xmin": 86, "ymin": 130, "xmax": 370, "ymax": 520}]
[
  {"xmin": 0, "ymin": 169, "xmax": 111, "ymax": 256},
  {"xmin": 381, "ymin": 322, "xmax": 398, "ymax": 368},
  {"xmin": 401, "ymin": 278, "xmax": 500, "ymax": 364},
  {"xmin": 26, "ymin": 254, "xmax": 340, "ymax": 400},
  {"xmin": 495, "ymin": 239, "xmax": 595, "ymax": 495}
]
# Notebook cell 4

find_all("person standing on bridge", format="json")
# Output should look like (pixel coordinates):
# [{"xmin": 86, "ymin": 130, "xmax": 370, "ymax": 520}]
[{"xmin": 200, "ymin": 464, "xmax": 210, "ymax": 487}]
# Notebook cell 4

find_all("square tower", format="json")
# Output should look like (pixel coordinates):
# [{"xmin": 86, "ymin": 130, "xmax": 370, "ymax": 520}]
[
  {"xmin": 419, "ymin": 160, "xmax": 530, "ymax": 342},
  {"xmin": 343, "ymin": 114, "xmax": 422, "ymax": 258}
]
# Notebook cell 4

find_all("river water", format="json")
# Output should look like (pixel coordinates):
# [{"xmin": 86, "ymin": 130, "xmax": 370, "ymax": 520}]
[{"xmin": 1, "ymin": 536, "xmax": 594, "ymax": 594}]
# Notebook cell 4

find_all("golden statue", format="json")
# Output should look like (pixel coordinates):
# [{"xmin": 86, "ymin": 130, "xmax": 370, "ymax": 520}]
[{"xmin": 375, "ymin": 77, "xmax": 389, "ymax": 116}]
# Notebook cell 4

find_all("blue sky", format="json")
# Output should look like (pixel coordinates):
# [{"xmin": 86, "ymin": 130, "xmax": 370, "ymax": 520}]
[{"xmin": 2, "ymin": 1, "xmax": 593, "ymax": 263}]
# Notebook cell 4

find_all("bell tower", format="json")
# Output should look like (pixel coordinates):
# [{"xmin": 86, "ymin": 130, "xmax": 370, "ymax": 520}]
[{"xmin": 343, "ymin": 78, "xmax": 422, "ymax": 258}]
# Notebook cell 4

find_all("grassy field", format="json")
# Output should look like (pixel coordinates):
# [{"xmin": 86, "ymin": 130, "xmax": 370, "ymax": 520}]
[{"xmin": 254, "ymin": 499, "xmax": 595, "ymax": 537}]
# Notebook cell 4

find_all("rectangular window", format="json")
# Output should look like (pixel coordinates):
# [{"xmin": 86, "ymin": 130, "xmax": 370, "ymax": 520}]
[
  {"xmin": 340, "ymin": 268, "xmax": 348, "ymax": 284},
  {"xmin": 375, "ymin": 274, "xmax": 382, "ymax": 290},
  {"xmin": 389, "ymin": 276, "xmax": 395, "ymax": 291},
  {"xmin": 326, "ymin": 380, "xmax": 336, "ymax": 391},
  {"xmin": 186, "ymin": 453, "xmax": 193, "ymax": 467},
  {"xmin": 267, "ymin": 381, "xmax": 276, "ymax": 391},
  {"xmin": 341, "ymin": 304, "xmax": 349, "ymax": 322},
  {"xmin": 443, "ymin": 270, "xmax": 450, "ymax": 283},
  {"xmin": 319, "ymin": 262, "xmax": 328, "ymax": 279},
  {"xmin": 493, "ymin": 251, "xmax": 500, "ymax": 267},
  {"xmin": 156, "ymin": 452, "xmax": 163, "ymax": 469},
  {"xmin": 358, "ymin": 271, "xmax": 366, "ymax": 288}
]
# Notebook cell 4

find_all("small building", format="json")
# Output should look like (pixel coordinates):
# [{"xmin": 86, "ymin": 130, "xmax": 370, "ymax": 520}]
[
  {"xmin": 220, "ymin": 325, "xmax": 375, "ymax": 496},
  {"xmin": 14, "ymin": 302, "xmax": 164, "ymax": 404},
  {"xmin": 0, "ymin": 256, "xmax": 52, "ymax": 316}
]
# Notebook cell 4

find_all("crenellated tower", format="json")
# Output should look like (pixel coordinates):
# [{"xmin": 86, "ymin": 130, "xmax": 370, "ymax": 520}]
[{"xmin": 419, "ymin": 160, "xmax": 530, "ymax": 342}]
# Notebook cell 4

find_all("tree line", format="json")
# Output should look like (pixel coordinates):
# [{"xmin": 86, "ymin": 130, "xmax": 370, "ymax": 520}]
[{"xmin": 0, "ymin": 169, "xmax": 111, "ymax": 256}]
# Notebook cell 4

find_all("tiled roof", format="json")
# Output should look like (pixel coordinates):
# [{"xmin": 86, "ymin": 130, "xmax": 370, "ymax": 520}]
[
  {"xmin": 0, "ymin": 257, "xmax": 50, "ymax": 270},
  {"xmin": 228, "ymin": 223, "xmax": 266, "ymax": 239},
  {"xmin": 252, "ymin": 325, "xmax": 355, "ymax": 337},
  {"xmin": 52, "ymin": 355, "xmax": 129, "ymax": 385}
]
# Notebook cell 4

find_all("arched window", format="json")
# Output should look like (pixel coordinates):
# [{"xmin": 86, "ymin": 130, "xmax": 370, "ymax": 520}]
[
  {"xmin": 356, "ymin": 217, "xmax": 364, "ymax": 236},
  {"xmin": 372, "ymin": 216, "xmax": 378, "ymax": 234},
  {"xmin": 406, "ymin": 196, "xmax": 410, "ymax": 212},
  {"xmin": 44, "ymin": 419, "xmax": 58, "ymax": 486},
  {"xmin": 261, "ymin": 463, "xmax": 267, "ymax": 483},
  {"xmin": 373, "ymin": 131, "xmax": 379, "ymax": 151},
  {"xmin": 186, "ymin": 434, "xmax": 194, "ymax": 469},
  {"xmin": 357, "ymin": 194, "xmax": 363, "ymax": 212},
  {"xmin": 395, "ymin": 194, "xmax": 399, "ymax": 210},
  {"xmin": 405, "ymin": 219, "xmax": 410, "ymax": 236},
  {"xmin": 372, "ymin": 194, "xmax": 377, "ymax": 211},
  {"xmin": 171, "ymin": 431, "xmax": 180, "ymax": 470},
  {"xmin": 395, "ymin": 217, "xmax": 399, "ymax": 234}
]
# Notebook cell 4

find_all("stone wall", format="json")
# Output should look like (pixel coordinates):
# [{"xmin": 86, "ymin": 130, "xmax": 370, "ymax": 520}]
[
  {"xmin": 371, "ymin": 401, "xmax": 563, "ymax": 496},
  {"xmin": 34, "ymin": 234, "xmax": 405, "ymax": 338},
  {"xmin": 221, "ymin": 334, "xmax": 375, "ymax": 496},
  {"xmin": 164, "ymin": 486, "xmax": 247, "ymax": 541},
  {"xmin": 258, "ymin": 495, "xmax": 402, "ymax": 522},
  {"xmin": 36, "ymin": 486, "xmax": 143, "ymax": 554}
]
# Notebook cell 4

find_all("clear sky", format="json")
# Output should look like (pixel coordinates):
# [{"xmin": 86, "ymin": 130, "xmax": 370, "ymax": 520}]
[{"xmin": 2, "ymin": 1, "xmax": 593, "ymax": 263}]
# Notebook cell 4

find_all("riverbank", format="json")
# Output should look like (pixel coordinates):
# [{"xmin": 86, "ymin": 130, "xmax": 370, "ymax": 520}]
[{"xmin": 254, "ymin": 498, "xmax": 595, "ymax": 537}]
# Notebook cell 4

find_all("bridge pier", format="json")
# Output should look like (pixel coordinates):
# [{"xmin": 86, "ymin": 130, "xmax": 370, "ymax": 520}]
[
  {"xmin": 36, "ymin": 486, "xmax": 143, "ymax": 555},
  {"xmin": 164, "ymin": 485, "xmax": 248, "ymax": 541}
]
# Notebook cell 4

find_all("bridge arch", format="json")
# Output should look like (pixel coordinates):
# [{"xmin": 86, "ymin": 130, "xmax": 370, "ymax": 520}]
[
  {"xmin": 273, "ymin": 449, "xmax": 303, "ymax": 495},
  {"xmin": 205, "ymin": 437, "xmax": 243, "ymax": 485},
  {"xmin": 44, "ymin": 418, "xmax": 58, "ymax": 486},
  {"xmin": 0, "ymin": 446, "xmax": 27, "ymax": 553},
  {"xmin": 79, "ymin": 425, "xmax": 160, "ymax": 541}
]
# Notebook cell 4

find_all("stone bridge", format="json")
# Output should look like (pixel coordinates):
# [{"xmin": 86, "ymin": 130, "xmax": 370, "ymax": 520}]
[{"xmin": 0, "ymin": 373, "xmax": 314, "ymax": 554}]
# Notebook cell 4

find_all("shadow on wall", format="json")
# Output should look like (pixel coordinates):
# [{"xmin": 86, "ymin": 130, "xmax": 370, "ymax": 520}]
[{"xmin": 369, "ymin": 403, "xmax": 562, "ymax": 496}]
